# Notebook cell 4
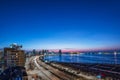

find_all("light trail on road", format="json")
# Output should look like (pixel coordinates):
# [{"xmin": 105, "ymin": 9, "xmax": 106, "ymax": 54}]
[{"xmin": 34, "ymin": 56, "xmax": 60, "ymax": 80}]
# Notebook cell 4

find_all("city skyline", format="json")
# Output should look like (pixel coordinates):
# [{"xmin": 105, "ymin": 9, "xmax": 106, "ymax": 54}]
[{"xmin": 0, "ymin": 0, "xmax": 120, "ymax": 49}]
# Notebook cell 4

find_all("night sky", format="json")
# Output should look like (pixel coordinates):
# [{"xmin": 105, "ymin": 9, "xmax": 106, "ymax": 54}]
[{"xmin": 0, "ymin": 0, "xmax": 120, "ymax": 49}]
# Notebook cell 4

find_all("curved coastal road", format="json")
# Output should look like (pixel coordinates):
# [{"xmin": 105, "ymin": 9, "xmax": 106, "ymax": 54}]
[{"xmin": 34, "ymin": 56, "xmax": 60, "ymax": 80}]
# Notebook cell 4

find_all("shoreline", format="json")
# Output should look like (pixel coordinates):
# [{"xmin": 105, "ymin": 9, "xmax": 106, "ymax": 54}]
[
  {"xmin": 26, "ymin": 55, "xmax": 120, "ymax": 80},
  {"xmin": 39, "ymin": 55, "xmax": 97, "ymax": 80},
  {"xmin": 41, "ymin": 54, "xmax": 120, "ymax": 79}
]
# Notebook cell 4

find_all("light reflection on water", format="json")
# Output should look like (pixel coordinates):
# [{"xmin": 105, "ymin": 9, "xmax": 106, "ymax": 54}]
[{"xmin": 44, "ymin": 52, "xmax": 120, "ymax": 64}]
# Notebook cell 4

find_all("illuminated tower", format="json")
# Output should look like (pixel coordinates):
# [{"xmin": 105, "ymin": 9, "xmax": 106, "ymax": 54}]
[{"xmin": 59, "ymin": 49, "xmax": 62, "ymax": 56}]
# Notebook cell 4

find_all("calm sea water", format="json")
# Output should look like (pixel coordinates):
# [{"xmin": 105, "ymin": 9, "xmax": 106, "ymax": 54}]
[{"xmin": 44, "ymin": 53, "xmax": 120, "ymax": 64}]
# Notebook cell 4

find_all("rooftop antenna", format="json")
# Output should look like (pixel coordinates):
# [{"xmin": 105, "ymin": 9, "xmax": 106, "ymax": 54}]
[{"xmin": 10, "ymin": 43, "xmax": 22, "ymax": 50}]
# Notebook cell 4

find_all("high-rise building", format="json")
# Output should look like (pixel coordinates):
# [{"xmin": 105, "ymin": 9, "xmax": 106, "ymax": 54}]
[
  {"xmin": 0, "ymin": 44, "xmax": 28, "ymax": 80},
  {"xmin": 59, "ymin": 49, "xmax": 62, "ymax": 55},
  {"xmin": 0, "ymin": 50, "xmax": 4, "ymax": 73},
  {"xmin": 4, "ymin": 43, "xmax": 25, "ymax": 68}
]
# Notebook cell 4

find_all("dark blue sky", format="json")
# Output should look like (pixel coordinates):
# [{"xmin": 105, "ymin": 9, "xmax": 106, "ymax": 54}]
[{"xmin": 0, "ymin": 0, "xmax": 120, "ymax": 49}]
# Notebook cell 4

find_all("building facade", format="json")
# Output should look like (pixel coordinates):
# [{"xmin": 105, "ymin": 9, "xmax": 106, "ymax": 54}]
[
  {"xmin": 0, "ymin": 50, "xmax": 4, "ymax": 73},
  {"xmin": 2, "ymin": 44, "xmax": 28, "ymax": 80},
  {"xmin": 4, "ymin": 48, "xmax": 25, "ymax": 68}
]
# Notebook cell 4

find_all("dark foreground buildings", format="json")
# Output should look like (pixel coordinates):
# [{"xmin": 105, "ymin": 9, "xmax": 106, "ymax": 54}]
[{"xmin": 0, "ymin": 43, "xmax": 28, "ymax": 80}]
